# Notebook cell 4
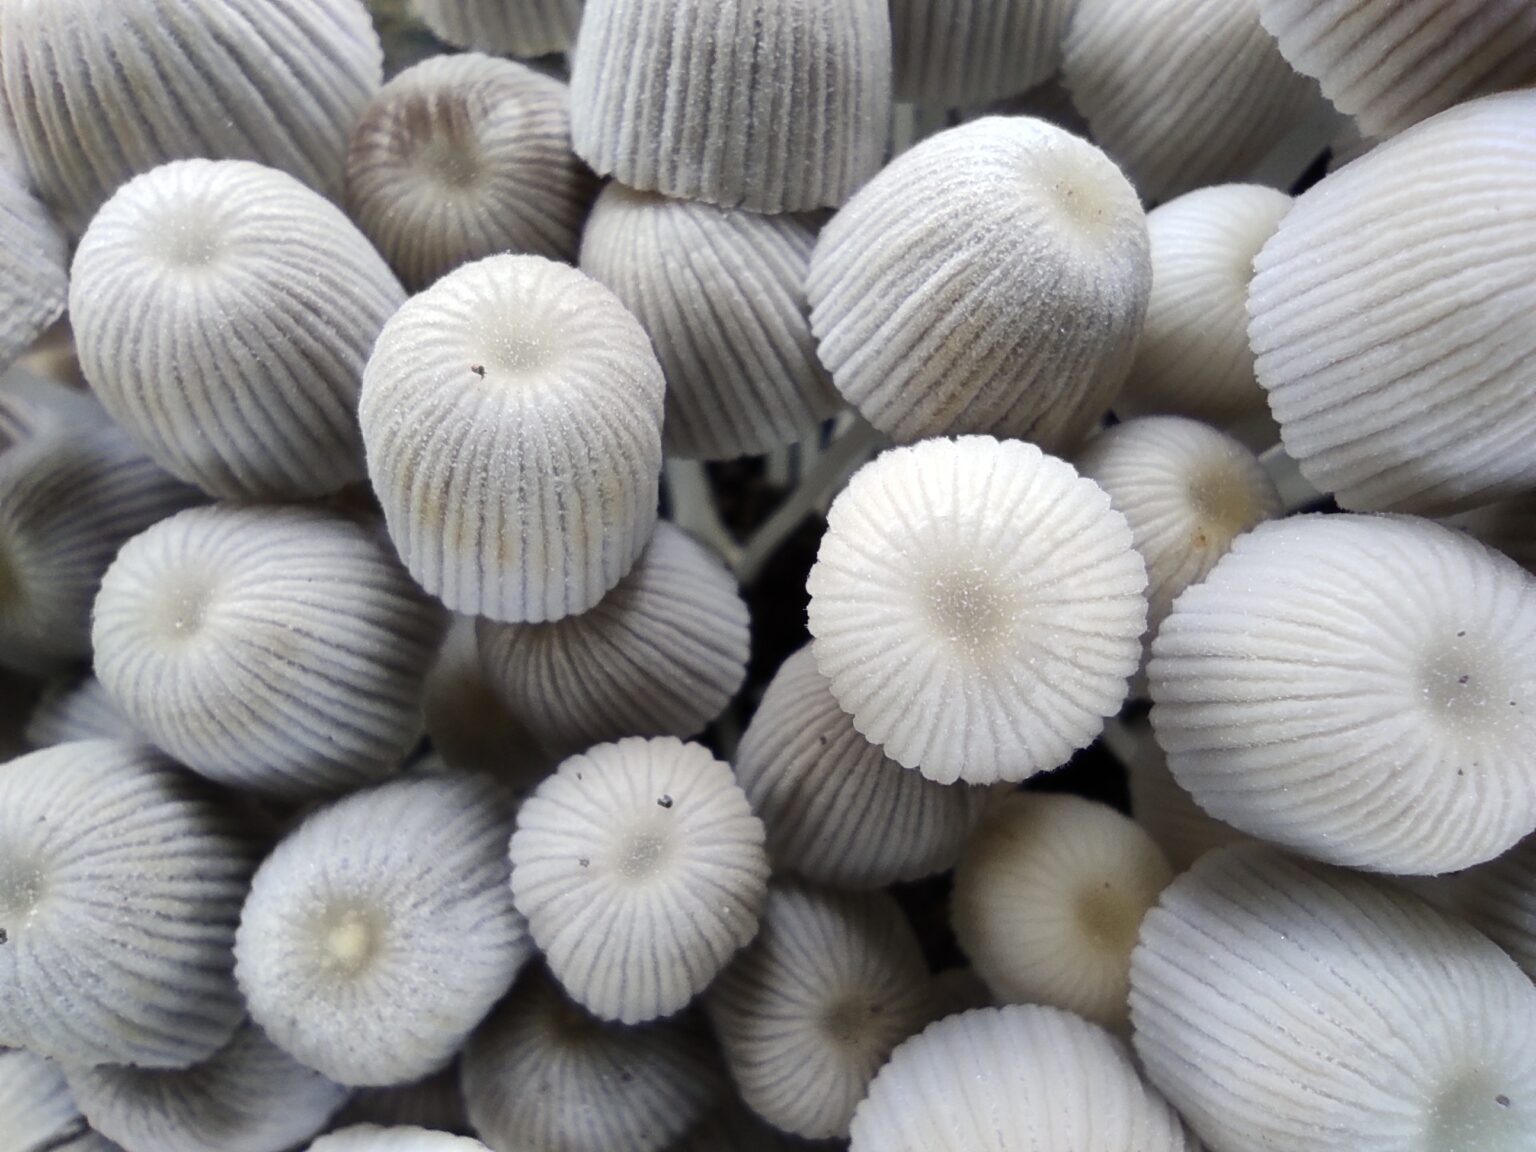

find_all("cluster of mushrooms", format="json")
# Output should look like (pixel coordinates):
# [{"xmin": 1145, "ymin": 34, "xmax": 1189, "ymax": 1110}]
[{"xmin": 2, "ymin": 1, "xmax": 1535, "ymax": 1151}]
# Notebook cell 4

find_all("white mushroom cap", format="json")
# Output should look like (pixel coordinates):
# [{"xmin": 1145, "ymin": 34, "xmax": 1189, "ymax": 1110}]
[
  {"xmin": 808, "ymin": 436, "xmax": 1147, "ymax": 785},
  {"xmin": 309, "ymin": 1126, "xmax": 491, "ymax": 1152},
  {"xmin": 25, "ymin": 674, "xmax": 138, "ymax": 748},
  {"xmin": 808, "ymin": 117, "xmax": 1150, "ymax": 450},
  {"xmin": 1150, "ymin": 513, "xmax": 1536, "ymax": 874},
  {"xmin": 1131, "ymin": 844, "xmax": 1536, "ymax": 1152},
  {"xmin": 510, "ymin": 736, "xmax": 770, "ymax": 1024},
  {"xmin": 889, "ymin": 0, "xmax": 1075, "ymax": 108},
  {"xmin": 0, "ymin": 157, "xmax": 67, "ymax": 374},
  {"xmin": 359, "ymin": 253, "xmax": 665, "ymax": 624},
  {"xmin": 414, "ymin": 0, "xmax": 584, "ymax": 57},
  {"xmin": 1248, "ymin": 89, "xmax": 1536, "ymax": 514},
  {"xmin": 850, "ymin": 1005, "xmax": 1197, "ymax": 1152}
]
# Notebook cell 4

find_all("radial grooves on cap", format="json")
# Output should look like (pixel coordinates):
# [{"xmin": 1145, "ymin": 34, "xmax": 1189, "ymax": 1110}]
[
  {"xmin": 1, "ymin": 1048, "xmax": 91, "ymax": 1152},
  {"xmin": 1248, "ymin": 92, "xmax": 1536, "ymax": 514},
  {"xmin": 0, "ymin": 741, "xmax": 255, "ymax": 1068},
  {"xmin": 415, "ymin": 0, "xmax": 584, "ymax": 56},
  {"xmin": 569, "ymin": 0, "xmax": 892, "ymax": 213},
  {"xmin": 735, "ymin": 646, "xmax": 991, "ymax": 889},
  {"xmin": 70, "ymin": 160, "xmax": 405, "ymax": 500},
  {"xmin": 1131, "ymin": 845, "xmax": 1536, "ymax": 1152},
  {"xmin": 360, "ymin": 254, "xmax": 664, "ymax": 624},
  {"xmin": 0, "ymin": 0, "xmax": 382, "ymax": 233},
  {"xmin": 808, "ymin": 117, "xmax": 1150, "ymax": 449},
  {"xmin": 311, "ymin": 1125, "xmax": 492, "ymax": 1152},
  {"xmin": 850, "ymin": 1005, "xmax": 1196, "ymax": 1152},
  {"xmin": 1257, "ymin": 0, "xmax": 1536, "ymax": 138},
  {"xmin": 477, "ymin": 523, "xmax": 748, "ymax": 756},
  {"xmin": 0, "ymin": 163, "xmax": 67, "ymax": 373},
  {"xmin": 26, "ymin": 674, "xmax": 138, "ymax": 748},
  {"xmin": 889, "ymin": 0, "xmax": 1072, "ymax": 108},
  {"xmin": 1062, "ymin": 0, "xmax": 1320, "ymax": 202},
  {"xmin": 347, "ymin": 54, "xmax": 598, "ymax": 290},
  {"xmin": 579, "ymin": 184, "xmax": 841, "ymax": 460}
]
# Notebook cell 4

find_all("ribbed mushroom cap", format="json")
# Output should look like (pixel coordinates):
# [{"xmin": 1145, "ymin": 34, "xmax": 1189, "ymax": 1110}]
[
  {"xmin": 333, "ymin": 1067, "xmax": 470, "ymax": 1137},
  {"xmin": 578, "ymin": 184, "xmax": 841, "ymax": 461},
  {"xmin": 1116, "ymin": 185, "xmax": 1293, "ymax": 429},
  {"xmin": 64, "ymin": 1022, "xmax": 349, "ymax": 1152},
  {"xmin": 850, "ymin": 1005, "xmax": 1196, "ymax": 1152},
  {"xmin": 1062, "ymin": 0, "xmax": 1320, "ymax": 203},
  {"xmin": 311, "ymin": 1126, "xmax": 492, "ymax": 1152},
  {"xmin": 236, "ymin": 775, "xmax": 532, "ymax": 1087},
  {"xmin": 1150, "ymin": 513, "xmax": 1536, "ymax": 874},
  {"xmin": 1, "ymin": 1047, "xmax": 100, "ymax": 1152},
  {"xmin": 735, "ymin": 645, "xmax": 993, "ymax": 889},
  {"xmin": 1248, "ymin": 90, "xmax": 1536, "ymax": 515},
  {"xmin": 360, "ymin": 253, "xmax": 664, "ymax": 624},
  {"xmin": 1131, "ymin": 844, "xmax": 1536, "ymax": 1152},
  {"xmin": 0, "ymin": 741, "xmax": 255, "ymax": 1068},
  {"xmin": 569, "ymin": 0, "xmax": 891, "ymax": 214},
  {"xmin": 1445, "ymin": 494, "xmax": 1536, "ymax": 576},
  {"xmin": 0, "ymin": 427, "xmax": 198, "ymax": 677},
  {"xmin": 93, "ymin": 504, "xmax": 444, "ymax": 801},
  {"xmin": 26, "ymin": 674, "xmax": 138, "ymax": 748},
  {"xmin": 1256, "ymin": 0, "xmax": 1536, "ymax": 138},
  {"xmin": 889, "ymin": 0, "xmax": 1075, "ymax": 108},
  {"xmin": 476, "ymin": 523, "xmax": 749, "ymax": 758},
  {"xmin": 461, "ymin": 968, "xmax": 724, "ymax": 1152},
  {"xmin": 70, "ymin": 159, "xmax": 405, "ymax": 501},
  {"xmin": 0, "ymin": 159, "xmax": 67, "ymax": 374},
  {"xmin": 0, "ymin": 0, "xmax": 381, "ymax": 233},
  {"xmin": 951, "ymin": 793, "xmax": 1173, "ymax": 1031},
  {"xmin": 414, "ymin": 0, "xmax": 584, "ymax": 56},
  {"xmin": 347, "ymin": 54, "xmax": 597, "ymax": 291},
  {"xmin": 807, "ymin": 437, "xmax": 1147, "ymax": 785},
  {"xmin": 510, "ymin": 736, "xmax": 769, "ymax": 1024},
  {"xmin": 704, "ymin": 882, "xmax": 933, "ymax": 1140},
  {"xmin": 808, "ymin": 117, "xmax": 1150, "ymax": 449}
]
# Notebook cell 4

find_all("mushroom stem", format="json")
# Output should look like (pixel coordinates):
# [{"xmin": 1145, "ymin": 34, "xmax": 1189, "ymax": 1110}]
[
  {"xmin": 1259, "ymin": 442, "xmax": 1325, "ymax": 511},
  {"xmin": 662, "ymin": 459, "xmax": 740, "ymax": 570}
]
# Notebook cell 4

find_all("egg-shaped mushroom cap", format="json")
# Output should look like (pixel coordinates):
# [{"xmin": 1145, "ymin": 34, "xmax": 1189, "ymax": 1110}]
[
  {"xmin": 1255, "ymin": 0, "xmax": 1536, "ymax": 139},
  {"xmin": 735, "ymin": 645, "xmax": 993, "ymax": 889},
  {"xmin": 705, "ymin": 882, "xmax": 933, "ymax": 1141},
  {"xmin": 808, "ymin": 436, "xmax": 1147, "ymax": 785},
  {"xmin": 1, "ymin": 1047, "xmax": 94, "ymax": 1151},
  {"xmin": 1248, "ymin": 90, "xmax": 1536, "ymax": 515},
  {"xmin": 0, "ymin": 158, "xmax": 67, "ymax": 375},
  {"xmin": 461, "ymin": 968, "xmax": 724, "ymax": 1152},
  {"xmin": 0, "ymin": 740, "xmax": 256, "ymax": 1068},
  {"xmin": 26, "ymin": 673, "xmax": 138, "ymax": 748},
  {"xmin": 64, "ymin": 1021, "xmax": 348, "ymax": 1152},
  {"xmin": 889, "ymin": 0, "xmax": 1074, "ymax": 108},
  {"xmin": 347, "ymin": 53, "xmax": 597, "ymax": 291},
  {"xmin": 952, "ymin": 793, "xmax": 1174, "ymax": 1031},
  {"xmin": 92, "ymin": 503, "xmax": 444, "ymax": 801},
  {"xmin": 414, "ymin": 0, "xmax": 584, "ymax": 56},
  {"xmin": 809, "ymin": 117, "xmax": 1149, "ymax": 451},
  {"xmin": 1149, "ymin": 513, "xmax": 1536, "ymax": 874},
  {"xmin": 0, "ymin": 0, "xmax": 381, "ymax": 233},
  {"xmin": 850, "ymin": 1005, "xmax": 1196, "ymax": 1152},
  {"xmin": 476, "ymin": 522, "xmax": 749, "ymax": 759},
  {"xmin": 235, "ymin": 774, "xmax": 532, "ymax": 1087},
  {"xmin": 1131, "ymin": 844, "xmax": 1536, "ymax": 1152},
  {"xmin": 360, "ymin": 253, "xmax": 664, "ymax": 624},
  {"xmin": 511, "ymin": 736, "xmax": 769, "ymax": 1024},
  {"xmin": 309, "ymin": 1126, "xmax": 492, "ymax": 1152}
]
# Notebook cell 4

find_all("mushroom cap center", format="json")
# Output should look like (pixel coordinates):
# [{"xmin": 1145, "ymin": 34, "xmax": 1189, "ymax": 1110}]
[
  {"xmin": 1424, "ymin": 1069, "xmax": 1526, "ymax": 1152},
  {"xmin": 314, "ymin": 905, "xmax": 384, "ymax": 978},
  {"xmin": 921, "ymin": 561, "xmax": 1018, "ymax": 661},
  {"xmin": 1417, "ymin": 631, "xmax": 1512, "ymax": 735},
  {"xmin": 1075, "ymin": 881, "xmax": 1140, "ymax": 955},
  {"xmin": 615, "ymin": 824, "xmax": 673, "ymax": 882}
]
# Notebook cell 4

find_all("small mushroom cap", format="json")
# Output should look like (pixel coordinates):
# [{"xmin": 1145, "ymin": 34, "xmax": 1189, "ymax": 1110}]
[
  {"xmin": 808, "ymin": 436, "xmax": 1147, "ymax": 785},
  {"xmin": 235, "ymin": 775, "xmax": 532, "ymax": 1087},
  {"xmin": 25, "ymin": 673, "xmax": 139, "ymax": 748},
  {"xmin": 1131, "ymin": 844, "xmax": 1536, "ymax": 1152},
  {"xmin": 360, "ymin": 253, "xmax": 664, "ymax": 624},
  {"xmin": 1149, "ymin": 513, "xmax": 1536, "ymax": 874},
  {"xmin": 0, "ymin": 158, "xmax": 67, "ymax": 374},
  {"xmin": 889, "ymin": 0, "xmax": 1075, "ymax": 108},
  {"xmin": 413, "ymin": 0, "xmax": 584, "ymax": 56},
  {"xmin": 309, "ymin": 1126, "xmax": 492, "ymax": 1152},
  {"xmin": 850, "ymin": 1005, "xmax": 1197, "ymax": 1152}
]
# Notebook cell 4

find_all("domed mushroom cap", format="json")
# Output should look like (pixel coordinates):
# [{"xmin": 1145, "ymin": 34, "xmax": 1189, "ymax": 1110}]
[
  {"xmin": 1131, "ymin": 844, "xmax": 1536, "ymax": 1152},
  {"xmin": 889, "ymin": 0, "xmax": 1075, "ymax": 108},
  {"xmin": 1116, "ymin": 185, "xmax": 1293, "ymax": 429},
  {"xmin": 347, "ymin": 53, "xmax": 598, "ymax": 291},
  {"xmin": 64, "ymin": 1022, "xmax": 349, "ymax": 1152},
  {"xmin": 735, "ymin": 645, "xmax": 993, "ymax": 889},
  {"xmin": 1256, "ymin": 0, "xmax": 1536, "ymax": 139},
  {"xmin": 93, "ymin": 503, "xmax": 444, "ymax": 801},
  {"xmin": 0, "ymin": 0, "xmax": 381, "ymax": 233},
  {"xmin": 70, "ymin": 159, "xmax": 405, "ymax": 501},
  {"xmin": 705, "ymin": 882, "xmax": 933, "ymax": 1140},
  {"xmin": 414, "ymin": 0, "xmax": 584, "ymax": 56},
  {"xmin": 476, "ymin": 522, "xmax": 749, "ymax": 758},
  {"xmin": 579, "ymin": 183, "xmax": 841, "ymax": 461},
  {"xmin": 808, "ymin": 436, "xmax": 1147, "ymax": 785},
  {"xmin": 0, "ymin": 741, "xmax": 255, "ymax": 1068},
  {"xmin": 310, "ymin": 1126, "xmax": 491, "ymax": 1152},
  {"xmin": 850, "ymin": 1005, "xmax": 1196, "ymax": 1152},
  {"xmin": 569, "ymin": 0, "xmax": 891, "ymax": 214},
  {"xmin": 0, "ymin": 160, "xmax": 67, "ymax": 375},
  {"xmin": 1149, "ymin": 513, "xmax": 1536, "ymax": 874},
  {"xmin": 808, "ymin": 117, "xmax": 1150, "ymax": 449},
  {"xmin": 461, "ymin": 969, "xmax": 724, "ymax": 1152},
  {"xmin": 511, "ymin": 736, "xmax": 769, "ymax": 1024},
  {"xmin": 360, "ymin": 253, "xmax": 664, "ymax": 624},
  {"xmin": 952, "ymin": 794, "xmax": 1173, "ymax": 1031},
  {"xmin": 1248, "ymin": 90, "xmax": 1536, "ymax": 515},
  {"xmin": 26, "ymin": 673, "xmax": 138, "ymax": 747},
  {"xmin": 236, "ymin": 775, "xmax": 532, "ymax": 1087}
]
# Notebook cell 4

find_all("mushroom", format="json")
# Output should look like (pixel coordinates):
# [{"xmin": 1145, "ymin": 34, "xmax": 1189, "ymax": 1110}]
[
  {"xmin": 889, "ymin": 0, "xmax": 1075, "ymax": 108},
  {"xmin": 413, "ymin": 0, "xmax": 584, "ymax": 57}
]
